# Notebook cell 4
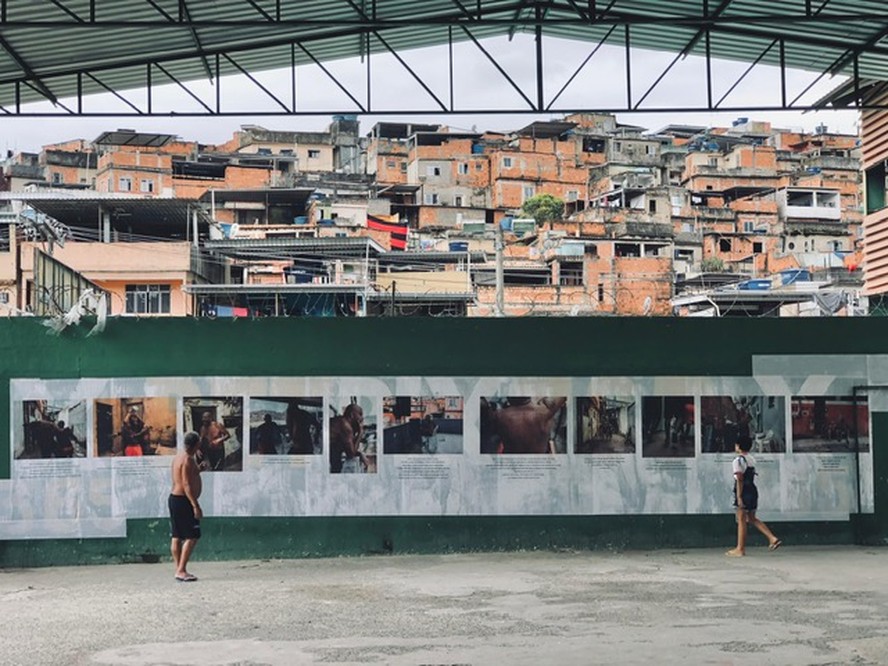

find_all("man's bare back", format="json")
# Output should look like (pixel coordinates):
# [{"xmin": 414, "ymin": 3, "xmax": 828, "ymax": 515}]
[
  {"xmin": 492, "ymin": 398, "xmax": 566, "ymax": 454},
  {"xmin": 169, "ymin": 432, "xmax": 203, "ymax": 581},
  {"xmin": 171, "ymin": 451, "xmax": 202, "ymax": 514}
]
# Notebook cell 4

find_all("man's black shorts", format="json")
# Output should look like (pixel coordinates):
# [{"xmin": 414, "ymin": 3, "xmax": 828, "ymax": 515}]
[{"xmin": 168, "ymin": 494, "xmax": 201, "ymax": 539}]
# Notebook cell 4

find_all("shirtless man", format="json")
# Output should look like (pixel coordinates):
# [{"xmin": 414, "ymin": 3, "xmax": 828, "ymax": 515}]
[
  {"xmin": 329, "ymin": 403, "xmax": 367, "ymax": 473},
  {"xmin": 122, "ymin": 408, "xmax": 149, "ymax": 457},
  {"xmin": 199, "ymin": 411, "xmax": 230, "ymax": 471},
  {"xmin": 483, "ymin": 397, "xmax": 567, "ymax": 454},
  {"xmin": 169, "ymin": 432, "xmax": 202, "ymax": 582},
  {"xmin": 54, "ymin": 420, "xmax": 82, "ymax": 458}
]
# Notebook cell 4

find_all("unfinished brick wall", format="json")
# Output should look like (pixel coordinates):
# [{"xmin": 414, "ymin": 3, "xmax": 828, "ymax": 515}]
[
  {"xmin": 584, "ymin": 255, "xmax": 673, "ymax": 315},
  {"xmin": 473, "ymin": 284, "xmax": 591, "ymax": 316}
]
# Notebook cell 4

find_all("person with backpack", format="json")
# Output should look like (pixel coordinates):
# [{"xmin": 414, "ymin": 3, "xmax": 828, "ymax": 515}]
[{"xmin": 726, "ymin": 434, "xmax": 782, "ymax": 557}]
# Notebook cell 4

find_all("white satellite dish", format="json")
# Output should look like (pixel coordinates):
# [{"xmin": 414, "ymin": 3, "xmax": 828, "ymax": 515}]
[{"xmin": 642, "ymin": 296, "xmax": 652, "ymax": 315}]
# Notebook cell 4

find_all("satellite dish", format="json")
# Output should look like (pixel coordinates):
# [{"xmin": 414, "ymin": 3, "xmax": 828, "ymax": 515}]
[{"xmin": 642, "ymin": 296, "xmax": 652, "ymax": 315}]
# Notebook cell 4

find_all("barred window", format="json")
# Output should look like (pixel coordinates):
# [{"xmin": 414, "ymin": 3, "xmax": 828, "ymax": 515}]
[{"xmin": 125, "ymin": 284, "xmax": 170, "ymax": 314}]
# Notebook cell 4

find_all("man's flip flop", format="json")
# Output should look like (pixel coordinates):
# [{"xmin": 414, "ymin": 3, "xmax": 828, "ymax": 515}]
[
  {"xmin": 175, "ymin": 574, "xmax": 198, "ymax": 582},
  {"xmin": 769, "ymin": 540, "xmax": 783, "ymax": 551}
]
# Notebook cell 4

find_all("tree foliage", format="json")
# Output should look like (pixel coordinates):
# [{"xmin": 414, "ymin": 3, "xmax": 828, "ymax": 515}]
[
  {"xmin": 521, "ymin": 194, "xmax": 565, "ymax": 227},
  {"xmin": 700, "ymin": 257, "xmax": 726, "ymax": 272}
]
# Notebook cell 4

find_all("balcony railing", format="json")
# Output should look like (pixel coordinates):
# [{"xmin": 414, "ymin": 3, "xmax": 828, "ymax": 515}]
[{"xmin": 609, "ymin": 222, "xmax": 675, "ymax": 239}]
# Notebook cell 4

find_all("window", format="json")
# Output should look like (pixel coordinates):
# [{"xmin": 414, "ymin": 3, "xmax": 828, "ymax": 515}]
[
  {"xmin": 567, "ymin": 190, "xmax": 579, "ymax": 202},
  {"xmin": 648, "ymin": 200, "xmax": 657, "ymax": 214},
  {"xmin": 257, "ymin": 148, "xmax": 272, "ymax": 155},
  {"xmin": 424, "ymin": 193, "xmax": 439, "ymax": 205},
  {"xmin": 645, "ymin": 145, "xmax": 654, "ymax": 155},
  {"xmin": 426, "ymin": 165, "xmax": 442, "ymax": 177},
  {"xmin": 502, "ymin": 157, "xmax": 513, "ymax": 168},
  {"xmin": 308, "ymin": 149, "xmax": 321, "ymax": 159},
  {"xmin": 719, "ymin": 238, "xmax": 732, "ymax": 252},
  {"xmin": 614, "ymin": 142, "xmax": 622, "ymax": 152},
  {"xmin": 743, "ymin": 221, "xmax": 754, "ymax": 232},
  {"xmin": 400, "ymin": 162, "xmax": 407, "ymax": 172},
  {"xmin": 753, "ymin": 242, "xmax": 763, "ymax": 253},
  {"xmin": 597, "ymin": 284, "xmax": 604, "ymax": 302},
  {"xmin": 0, "ymin": 291, "xmax": 8, "ymax": 304},
  {"xmin": 118, "ymin": 177, "xmax": 132, "ymax": 192},
  {"xmin": 125, "ymin": 285, "xmax": 171, "ymax": 315},
  {"xmin": 386, "ymin": 160, "xmax": 396, "ymax": 168},
  {"xmin": 51, "ymin": 172, "xmax": 63, "ymax": 185},
  {"xmin": 140, "ymin": 179, "xmax": 154, "ymax": 193},
  {"xmin": 458, "ymin": 163, "xmax": 469, "ymax": 175},
  {"xmin": 560, "ymin": 264, "xmax": 584, "ymax": 286},
  {"xmin": 454, "ymin": 196, "xmax": 463, "ymax": 207},
  {"xmin": 280, "ymin": 149, "xmax": 293, "ymax": 156},
  {"xmin": 522, "ymin": 186, "xmax": 535, "ymax": 201},
  {"xmin": 865, "ymin": 160, "xmax": 887, "ymax": 213}
]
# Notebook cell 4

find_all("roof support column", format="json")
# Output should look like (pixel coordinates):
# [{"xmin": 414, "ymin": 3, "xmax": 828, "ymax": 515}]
[{"xmin": 98, "ymin": 205, "xmax": 111, "ymax": 243}]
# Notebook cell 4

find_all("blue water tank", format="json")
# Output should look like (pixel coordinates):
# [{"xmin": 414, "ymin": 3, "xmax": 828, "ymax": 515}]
[
  {"xmin": 500, "ymin": 216, "xmax": 513, "ymax": 231},
  {"xmin": 449, "ymin": 241, "xmax": 469, "ymax": 252},
  {"xmin": 780, "ymin": 269, "xmax": 811, "ymax": 285},
  {"xmin": 293, "ymin": 216, "xmax": 308, "ymax": 225},
  {"xmin": 738, "ymin": 279, "xmax": 771, "ymax": 291},
  {"xmin": 472, "ymin": 143, "xmax": 484, "ymax": 154}
]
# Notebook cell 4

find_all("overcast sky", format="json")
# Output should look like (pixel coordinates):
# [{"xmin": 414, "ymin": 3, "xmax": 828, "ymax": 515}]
[{"xmin": 1, "ymin": 35, "xmax": 858, "ymax": 153}]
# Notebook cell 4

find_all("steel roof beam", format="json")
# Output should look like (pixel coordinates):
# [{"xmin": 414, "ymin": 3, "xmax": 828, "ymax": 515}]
[
  {"xmin": 0, "ymin": 1, "xmax": 886, "ymax": 115},
  {"xmin": 179, "ymin": 0, "xmax": 214, "ymax": 83},
  {"xmin": 220, "ymin": 52, "xmax": 290, "ymax": 112},
  {"xmin": 46, "ymin": 0, "xmax": 85, "ymax": 22},
  {"xmin": 5, "ymin": 10, "xmax": 884, "ymax": 94},
  {"xmin": 0, "ymin": 34, "xmax": 58, "ymax": 104},
  {"xmin": 827, "ymin": 23, "xmax": 888, "ymax": 77},
  {"xmin": 634, "ymin": 0, "xmax": 734, "ymax": 110},
  {"xmin": 4, "ymin": 8, "xmax": 888, "ymax": 28}
]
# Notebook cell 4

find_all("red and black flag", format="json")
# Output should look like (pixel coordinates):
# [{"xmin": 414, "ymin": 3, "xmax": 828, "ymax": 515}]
[{"xmin": 367, "ymin": 215, "xmax": 409, "ymax": 250}]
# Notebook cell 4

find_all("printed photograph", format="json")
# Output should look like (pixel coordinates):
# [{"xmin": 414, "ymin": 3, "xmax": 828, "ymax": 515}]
[
  {"xmin": 791, "ymin": 396, "xmax": 870, "ymax": 453},
  {"xmin": 641, "ymin": 396, "xmax": 695, "ymax": 458},
  {"xmin": 383, "ymin": 395, "xmax": 464, "ymax": 454},
  {"xmin": 329, "ymin": 396, "xmax": 377, "ymax": 473},
  {"xmin": 183, "ymin": 396, "xmax": 244, "ymax": 471},
  {"xmin": 700, "ymin": 396, "xmax": 787, "ymax": 454},
  {"xmin": 94, "ymin": 397, "xmax": 178, "ymax": 457},
  {"xmin": 16, "ymin": 399, "xmax": 87, "ymax": 459},
  {"xmin": 249, "ymin": 397, "xmax": 323, "ymax": 455},
  {"xmin": 480, "ymin": 396, "xmax": 568, "ymax": 454},
  {"xmin": 575, "ymin": 396, "xmax": 636, "ymax": 454}
]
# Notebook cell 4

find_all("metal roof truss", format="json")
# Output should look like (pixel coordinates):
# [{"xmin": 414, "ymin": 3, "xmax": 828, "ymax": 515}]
[{"xmin": 0, "ymin": 1, "xmax": 886, "ymax": 116}]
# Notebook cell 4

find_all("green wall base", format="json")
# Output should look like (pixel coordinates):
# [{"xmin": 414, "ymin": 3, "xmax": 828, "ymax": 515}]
[{"xmin": 0, "ymin": 515, "xmax": 875, "ymax": 569}]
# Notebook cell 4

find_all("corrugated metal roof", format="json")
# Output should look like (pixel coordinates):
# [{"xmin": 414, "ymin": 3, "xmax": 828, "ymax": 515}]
[
  {"xmin": 0, "ymin": 1, "xmax": 885, "ymax": 110},
  {"xmin": 205, "ymin": 236, "xmax": 386, "ymax": 257}
]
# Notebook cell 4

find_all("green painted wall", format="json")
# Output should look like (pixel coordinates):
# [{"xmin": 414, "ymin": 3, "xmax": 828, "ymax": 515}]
[{"xmin": 1, "ymin": 316, "xmax": 887, "ymax": 566}]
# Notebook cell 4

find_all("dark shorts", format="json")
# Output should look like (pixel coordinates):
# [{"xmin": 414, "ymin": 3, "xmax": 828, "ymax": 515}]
[
  {"xmin": 732, "ymin": 486, "xmax": 759, "ymax": 512},
  {"xmin": 168, "ymin": 494, "xmax": 201, "ymax": 540}
]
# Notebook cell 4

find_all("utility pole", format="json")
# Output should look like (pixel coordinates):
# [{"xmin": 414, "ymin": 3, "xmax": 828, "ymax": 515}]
[{"xmin": 495, "ymin": 221, "xmax": 505, "ymax": 317}]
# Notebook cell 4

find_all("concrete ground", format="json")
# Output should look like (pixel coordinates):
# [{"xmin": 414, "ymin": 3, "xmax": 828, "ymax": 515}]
[{"xmin": 1, "ymin": 545, "xmax": 886, "ymax": 665}]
